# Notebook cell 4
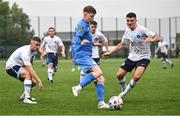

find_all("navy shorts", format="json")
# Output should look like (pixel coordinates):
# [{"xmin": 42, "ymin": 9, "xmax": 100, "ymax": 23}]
[
  {"xmin": 121, "ymin": 58, "xmax": 150, "ymax": 72},
  {"xmin": 93, "ymin": 58, "xmax": 100, "ymax": 65},
  {"xmin": 47, "ymin": 53, "xmax": 58, "ymax": 68},
  {"xmin": 160, "ymin": 52, "xmax": 168, "ymax": 60},
  {"xmin": 6, "ymin": 65, "xmax": 24, "ymax": 81}
]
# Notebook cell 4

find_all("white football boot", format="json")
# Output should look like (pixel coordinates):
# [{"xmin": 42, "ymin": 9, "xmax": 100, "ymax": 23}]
[
  {"xmin": 72, "ymin": 85, "xmax": 81, "ymax": 97},
  {"xmin": 97, "ymin": 101, "xmax": 109, "ymax": 109},
  {"xmin": 23, "ymin": 98, "xmax": 37, "ymax": 104}
]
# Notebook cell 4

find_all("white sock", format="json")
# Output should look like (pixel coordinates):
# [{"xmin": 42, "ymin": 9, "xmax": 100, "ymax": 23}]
[
  {"xmin": 48, "ymin": 68, "xmax": 54, "ymax": 80},
  {"xmin": 24, "ymin": 79, "xmax": 32, "ymax": 99},
  {"xmin": 123, "ymin": 79, "xmax": 137, "ymax": 95},
  {"xmin": 80, "ymin": 70, "xmax": 86, "ymax": 83},
  {"xmin": 119, "ymin": 77, "xmax": 126, "ymax": 92},
  {"xmin": 166, "ymin": 59, "xmax": 172, "ymax": 64}
]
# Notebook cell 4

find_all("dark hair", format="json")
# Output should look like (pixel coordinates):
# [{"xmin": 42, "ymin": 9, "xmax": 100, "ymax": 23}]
[
  {"xmin": 83, "ymin": 5, "xmax": 96, "ymax": 14},
  {"xmin": 90, "ymin": 21, "xmax": 97, "ymax": 26},
  {"xmin": 126, "ymin": 12, "xmax": 136, "ymax": 18},
  {"xmin": 31, "ymin": 36, "xmax": 41, "ymax": 43},
  {"xmin": 48, "ymin": 27, "xmax": 56, "ymax": 31}
]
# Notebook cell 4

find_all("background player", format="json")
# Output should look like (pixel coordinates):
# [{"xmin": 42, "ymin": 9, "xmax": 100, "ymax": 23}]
[
  {"xmin": 155, "ymin": 37, "xmax": 174, "ymax": 69},
  {"xmin": 103, "ymin": 12, "xmax": 161, "ymax": 99},
  {"xmin": 5, "ymin": 36, "xmax": 44, "ymax": 104},
  {"xmin": 41, "ymin": 27, "xmax": 65, "ymax": 83}
]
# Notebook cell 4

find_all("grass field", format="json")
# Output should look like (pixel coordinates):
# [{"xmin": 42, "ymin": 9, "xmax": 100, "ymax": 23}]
[{"xmin": 0, "ymin": 58, "xmax": 180, "ymax": 115}]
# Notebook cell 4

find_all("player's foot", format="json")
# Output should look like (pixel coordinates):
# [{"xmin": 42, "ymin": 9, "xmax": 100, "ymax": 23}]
[
  {"xmin": 97, "ymin": 101, "xmax": 109, "ymax": 109},
  {"xmin": 118, "ymin": 92, "xmax": 126, "ymax": 99},
  {"xmin": 20, "ymin": 95, "xmax": 36, "ymax": 101},
  {"xmin": 71, "ymin": 68, "xmax": 75, "ymax": 72},
  {"xmin": 163, "ymin": 66, "xmax": 167, "ymax": 69},
  {"xmin": 23, "ymin": 98, "xmax": 37, "ymax": 104},
  {"xmin": 49, "ymin": 80, "xmax": 53, "ymax": 83},
  {"xmin": 72, "ymin": 85, "xmax": 81, "ymax": 96},
  {"xmin": 171, "ymin": 63, "xmax": 174, "ymax": 68}
]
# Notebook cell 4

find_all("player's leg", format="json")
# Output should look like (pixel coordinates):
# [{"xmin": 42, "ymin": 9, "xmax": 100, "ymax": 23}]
[
  {"xmin": 20, "ymin": 67, "xmax": 37, "ymax": 104},
  {"xmin": 96, "ymin": 74, "xmax": 109, "ymax": 109},
  {"xmin": 72, "ymin": 58, "xmax": 100, "ymax": 96},
  {"xmin": 79, "ymin": 70, "xmax": 86, "ymax": 83},
  {"xmin": 117, "ymin": 68, "xmax": 128, "ymax": 92},
  {"xmin": 119, "ymin": 59, "xmax": 150, "ymax": 99},
  {"xmin": 161, "ymin": 53, "xmax": 167, "ymax": 69},
  {"xmin": 117, "ymin": 59, "xmax": 134, "ymax": 92},
  {"xmin": 47, "ymin": 53, "xmax": 54, "ymax": 83}
]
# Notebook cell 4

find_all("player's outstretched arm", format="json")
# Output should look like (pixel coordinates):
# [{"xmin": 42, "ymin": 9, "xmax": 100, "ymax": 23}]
[
  {"xmin": 102, "ymin": 42, "xmax": 125, "ymax": 58},
  {"xmin": 60, "ymin": 45, "xmax": 66, "ymax": 58}
]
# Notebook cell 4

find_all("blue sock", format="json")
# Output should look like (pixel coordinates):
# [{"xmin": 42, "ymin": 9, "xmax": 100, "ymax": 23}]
[
  {"xmin": 80, "ymin": 73, "xmax": 96, "ymax": 87},
  {"xmin": 96, "ymin": 83, "xmax": 104, "ymax": 102}
]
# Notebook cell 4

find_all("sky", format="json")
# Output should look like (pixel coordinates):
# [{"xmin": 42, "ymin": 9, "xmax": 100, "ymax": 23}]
[
  {"xmin": 4, "ymin": 0, "xmax": 180, "ymax": 45},
  {"xmin": 5, "ymin": 0, "xmax": 180, "ymax": 18}
]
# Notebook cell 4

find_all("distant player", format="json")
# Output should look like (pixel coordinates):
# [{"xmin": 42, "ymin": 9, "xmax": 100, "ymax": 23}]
[
  {"xmin": 72, "ymin": 5, "xmax": 109, "ymax": 109},
  {"xmin": 80, "ymin": 20, "xmax": 108, "ymax": 83},
  {"xmin": 5, "ymin": 36, "xmax": 44, "ymax": 104},
  {"xmin": 155, "ymin": 37, "xmax": 174, "ymax": 69},
  {"xmin": 102, "ymin": 12, "xmax": 161, "ymax": 99},
  {"xmin": 69, "ymin": 39, "xmax": 80, "ymax": 72},
  {"xmin": 41, "ymin": 27, "xmax": 65, "ymax": 83}
]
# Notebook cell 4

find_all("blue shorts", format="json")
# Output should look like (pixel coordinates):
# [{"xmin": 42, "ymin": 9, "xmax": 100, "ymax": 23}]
[
  {"xmin": 47, "ymin": 53, "xmax": 58, "ymax": 68},
  {"xmin": 6, "ymin": 65, "xmax": 23, "ymax": 81},
  {"xmin": 75, "ymin": 57, "xmax": 98, "ymax": 73}
]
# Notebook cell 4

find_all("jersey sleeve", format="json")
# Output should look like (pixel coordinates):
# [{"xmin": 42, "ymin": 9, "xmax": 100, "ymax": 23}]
[
  {"xmin": 57, "ymin": 37, "xmax": 64, "ymax": 46},
  {"xmin": 98, "ymin": 31, "xmax": 108, "ymax": 42},
  {"xmin": 142, "ymin": 26, "xmax": 156, "ymax": 38},
  {"xmin": 21, "ymin": 53, "xmax": 31, "ymax": 66},
  {"xmin": 75, "ymin": 24, "xmax": 86, "ymax": 38},
  {"xmin": 121, "ymin": 30, "xmax": 131, "ymax": 45}
]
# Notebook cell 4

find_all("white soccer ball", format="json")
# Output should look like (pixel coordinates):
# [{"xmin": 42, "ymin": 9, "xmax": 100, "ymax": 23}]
[{"xmin": 108, "ymin": 96, "xmax": 123, "ymax": 110}]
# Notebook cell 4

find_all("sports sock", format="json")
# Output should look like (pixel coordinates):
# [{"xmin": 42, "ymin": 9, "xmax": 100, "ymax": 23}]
[
  {"xmin": 119, "ymin": 77, "xmax": 126, "ymax": 92},
  {"xmin": 24, "ymin": 79, "xmax": 32, "ymax": 99},
  {"xmin": 123, "ymin": 79, "xmax": 137, "ymax": 95},
  {"xmin": 80, "ymin": 70, "xmax": 86, "ymax": 83},
  {"xmin": 96, "ymin": 83, "xmax": 104, "ymax": 102},
  {"xmin": 80, "ymin": 73, "xmax": 96, "ymax": 87},
  {"xmin": 48, "ymin": 68, "xmax": 54, "ymax": 80}
]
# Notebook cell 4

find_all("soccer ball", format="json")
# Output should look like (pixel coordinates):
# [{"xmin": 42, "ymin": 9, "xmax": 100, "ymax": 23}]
[{"xmin": 108, "ymin": 96, "xmax": 123, "ymax": 110}]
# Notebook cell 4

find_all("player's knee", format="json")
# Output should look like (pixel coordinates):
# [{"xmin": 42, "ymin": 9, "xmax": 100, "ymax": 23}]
[
  {"xmin": 133, "ymin": 74, "xmax": 141, "ymax": 81},
  {"xmin": 117, "ymin": 72, "xmax": 124, "ymax": 80},
  {"xmin": 96, "ymin": 75, "xmax": 105, "ymax": 84},
  {"xmin": 21, "ymin": 70, "xmax": 31, "ymax": 80}
]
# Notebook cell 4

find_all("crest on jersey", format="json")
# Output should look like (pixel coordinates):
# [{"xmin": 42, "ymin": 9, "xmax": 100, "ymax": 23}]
[{"xmin": 76, "ymin": 26, "xmax": 84, "ymax": 32}]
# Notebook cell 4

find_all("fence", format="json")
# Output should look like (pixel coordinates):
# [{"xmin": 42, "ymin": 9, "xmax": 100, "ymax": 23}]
[{"xmin": 0, "ymin": 16, "xmax": 180, "ymax": 58}]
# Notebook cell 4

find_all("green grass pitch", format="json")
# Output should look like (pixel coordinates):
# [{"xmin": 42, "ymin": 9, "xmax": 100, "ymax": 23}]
[{"xmin": 0, "ymin": 59, "xmax": 180, "ymax": 115}]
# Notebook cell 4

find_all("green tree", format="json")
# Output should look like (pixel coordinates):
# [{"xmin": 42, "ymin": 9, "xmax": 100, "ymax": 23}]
[{"xmin": 0, "ymin": 1, "xmax": 34, "ymax": 45}]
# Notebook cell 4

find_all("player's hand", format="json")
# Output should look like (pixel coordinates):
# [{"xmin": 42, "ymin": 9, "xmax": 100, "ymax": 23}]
[
  {"xmin": 81, "ymin": 39, "xmax": 90, "ymax": 45},
  {"xmin": 144, "ymin": 38, "xmax": 153, "ymax": 43},
  {"xmin": 38, "ymin": 82, "xmax": 44, "ymax": 91},
  {"xmin": 101, "ymin": 51, "xmax": 111, "ymax": 59}
]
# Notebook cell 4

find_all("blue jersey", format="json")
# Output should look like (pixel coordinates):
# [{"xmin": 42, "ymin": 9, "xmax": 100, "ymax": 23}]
[{"xmin": 73, "ymin": 19, "xmax": 93, "ymax": 58}]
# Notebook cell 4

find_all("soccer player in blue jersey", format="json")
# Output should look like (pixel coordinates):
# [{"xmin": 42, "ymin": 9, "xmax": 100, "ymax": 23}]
[{"xmin": 71, "ymin": 5, "xmax": 109, "ymax": 109}]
